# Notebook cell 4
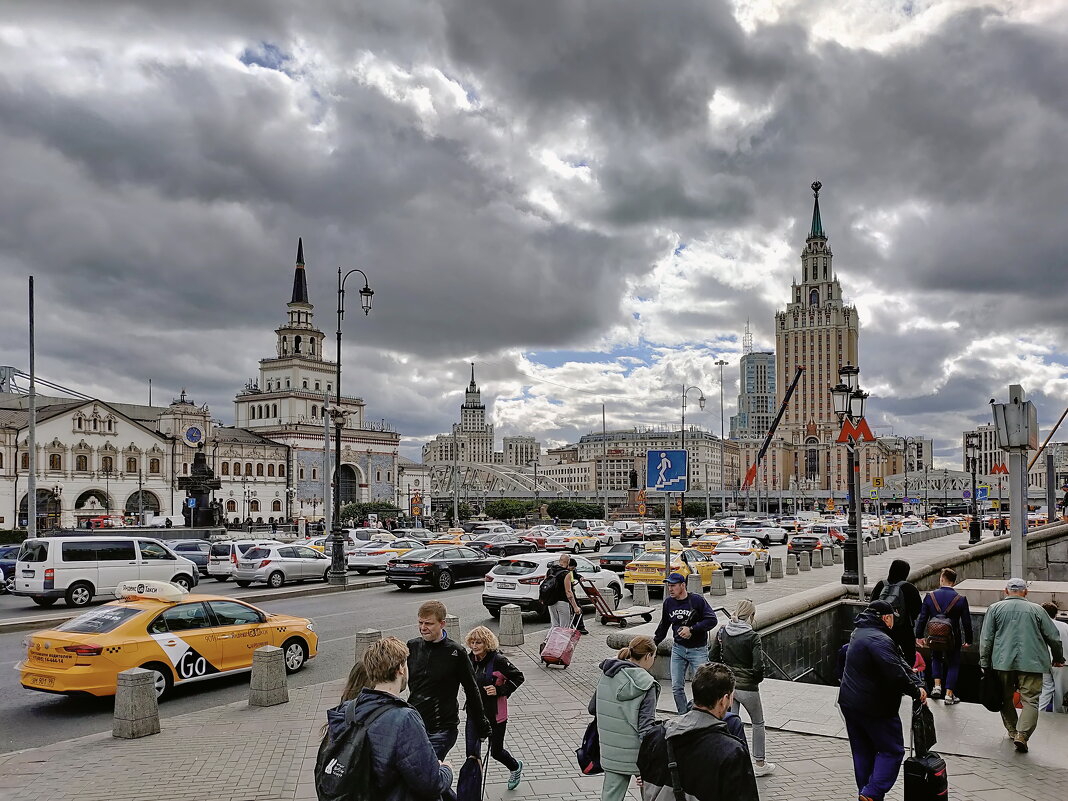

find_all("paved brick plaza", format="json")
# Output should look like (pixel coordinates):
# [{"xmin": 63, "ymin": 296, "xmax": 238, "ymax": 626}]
[{"xmin": 2, "ymin": 526, "xmax": 1066, "ymax": 801}]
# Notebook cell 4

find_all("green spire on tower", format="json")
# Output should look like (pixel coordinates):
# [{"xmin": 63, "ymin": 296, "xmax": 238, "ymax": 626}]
[{"xmin": 809, "ymin": 180, "xmax": 825, "ymax": 239}]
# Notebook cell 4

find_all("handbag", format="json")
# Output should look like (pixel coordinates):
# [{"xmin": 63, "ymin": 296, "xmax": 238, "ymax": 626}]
[
  {"xmin": 912, "ymin": 700, "xmax": 937, "ymax": 756},
  {"xmin": 575, "ymin": 718, "xmax": 603, "ymax": 775},
  {"xmin": 980, "ymin": 667, "xmax": 1003, "ymax": 713}
]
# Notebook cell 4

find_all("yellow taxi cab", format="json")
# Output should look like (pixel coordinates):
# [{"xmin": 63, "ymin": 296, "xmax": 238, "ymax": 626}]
[
  {"xmin": 624, "ymin": 546, "xmax": 720, "ymax": 593},
  {"xmin": 347, "ymin": 537, "xmax": 424, "ymax": 574},
  {"xmin": 692, "ymin": 533, "xmax": 736, "ymax": 555},
  {"xmin": 543, "ymin": 530, "xmax": 603, "ymax": 553},
  {"xmin": 429, "ymin": 528, "xmax": 473, "ymax": 545},
  {"xmin": 17, "ymin": 581, "xmax": 317, "ymax": 699},
  {"xmin": 305, "ymin": 535, "xmax": 358, "ymax": 553}
]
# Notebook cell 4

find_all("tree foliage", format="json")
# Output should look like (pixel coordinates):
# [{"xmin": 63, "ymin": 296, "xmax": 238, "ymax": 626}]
[
  {"xmin": 544, "ymin": 500, "xmax": 605, "ymax": 520},
  {"xmin": 485, "ymin": 499, "xmax": 533, "ymax": 520},
  {"xmin": 338, "ymin": 501, "xmax": 402, "ymax": 524}
]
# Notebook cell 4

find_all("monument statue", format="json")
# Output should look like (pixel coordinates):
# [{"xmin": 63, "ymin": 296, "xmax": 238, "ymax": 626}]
[{"xmin": 176, "ymin": 444, "xmax": 223, "ymax": 527}]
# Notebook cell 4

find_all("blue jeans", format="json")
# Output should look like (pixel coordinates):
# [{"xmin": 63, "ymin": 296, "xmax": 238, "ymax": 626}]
[
  {"xmin": 841, "ymin": 708, "xmax": 905, "ymax": 801},
  {"xmin": 670, "ymin": 643, "xmax": 708, "ymax": 714},
  {"xmin": 427, "ymin": 726, "xmax": 459, "ymax": 761}
]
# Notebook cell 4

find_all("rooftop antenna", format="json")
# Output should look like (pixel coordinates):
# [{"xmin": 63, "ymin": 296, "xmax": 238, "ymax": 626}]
[{"xmin": 743, "ymin": 319, "xmax": 753, "ymax": 356}]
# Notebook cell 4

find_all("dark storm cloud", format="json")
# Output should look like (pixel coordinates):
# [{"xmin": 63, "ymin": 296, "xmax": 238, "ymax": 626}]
[{"xmin": 0, "ymin": 1, "xmax": 1065, "ymax": 458}]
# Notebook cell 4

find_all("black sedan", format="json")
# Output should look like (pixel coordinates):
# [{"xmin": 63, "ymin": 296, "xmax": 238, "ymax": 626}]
[
  {"xmin": 168, "ymin": 539, "xmax": 212, "ymax": 576},
  {"xmin": 467, "ymin": 534, "xmax": 538, "ymax": 557},
  {"xmin": 597, "ymin": 542, "xmax": 645, "ymax": 573},
  {"xmin": 386, "ymin": 546, "xmax": 497, "ymax": 591}
]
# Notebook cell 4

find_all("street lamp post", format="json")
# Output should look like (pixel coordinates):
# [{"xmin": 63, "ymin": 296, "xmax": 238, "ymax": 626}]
[
  {"xmin": 331, "ymin": 266, "xmax": 374, "ymax": 586},
  {"xmin": 966, "ymin": 433, "xmax": 982, "ymax": 544},
  {"xmin": 528, "ymin": 460, "xmax": 540, "ymax": 518},
  {"xmin": 902, "ymin": 436, "xmax": 917, "ymax": 515},
  {"xmin": 103, "ymin": 468, "xmax": 112, "ymax": 516},
  {"xmin": 830, "ymin": 364, "xmax": 869, "ymax": 598},
  {"xmin": 715, "ymin": 359, "xmax": 728, "ymax": 515},
  {"xmin": 680, "ymin": 384, "xmax": 706, "ymax": 546}
]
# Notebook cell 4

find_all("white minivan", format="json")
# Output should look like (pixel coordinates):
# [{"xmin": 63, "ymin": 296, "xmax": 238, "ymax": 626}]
[{"xmin": 12, "ymin": 536, "xmax": 199, "ymax": 608}]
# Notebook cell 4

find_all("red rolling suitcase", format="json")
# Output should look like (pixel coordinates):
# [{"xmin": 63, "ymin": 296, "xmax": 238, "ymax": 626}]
[{"xmin": 540, "ymin": 615, "xmax": 582, "ymax": 668}]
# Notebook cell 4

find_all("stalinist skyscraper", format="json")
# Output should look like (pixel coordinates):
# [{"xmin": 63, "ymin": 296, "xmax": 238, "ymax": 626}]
[{"xmin": 774, "ymin": 181, "xmax": 861, "ymax": 493}]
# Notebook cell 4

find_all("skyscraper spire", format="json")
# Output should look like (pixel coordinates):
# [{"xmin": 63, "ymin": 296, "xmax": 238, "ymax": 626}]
[
  {"xmin": 809, "ymin": 180, "xmax": 825, "ymax": 239},
  {"xmin": 469, "ymin": 362, "xmax": 476, "ymax": 389},
  {"xmin": 291, "ymin": 237, "xmax": 309, "ymax": 304}
]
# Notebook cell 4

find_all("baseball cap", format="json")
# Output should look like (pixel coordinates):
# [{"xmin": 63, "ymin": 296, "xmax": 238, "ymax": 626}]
[
  {"xmin": 1006, "ymin": 577, "xmax": 1028, "ymax": 592},
  {"xmin": 664, "ymin": 572, "xmax": 687, "ymax": 585},
  {"xmin": 868, "ymin": 599, "xmax": 897, "ymax": 616}
]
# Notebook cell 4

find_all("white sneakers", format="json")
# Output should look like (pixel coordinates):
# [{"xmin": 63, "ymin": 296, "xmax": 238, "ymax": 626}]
[{"xmin": 754, "ymin": 761, "xmax": 777, "ymax": 777}]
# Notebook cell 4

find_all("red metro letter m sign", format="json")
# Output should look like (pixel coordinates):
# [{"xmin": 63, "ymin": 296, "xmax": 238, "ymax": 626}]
[{"xmin": 836, "ymin": 417, "xmax": 876, "ymax": 444}]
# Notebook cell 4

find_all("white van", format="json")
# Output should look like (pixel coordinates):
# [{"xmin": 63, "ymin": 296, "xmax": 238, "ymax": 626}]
[
  {"xmin": 12, "ymin": 536, "xmax": 199, "ymax": 608},
  {"xmin": 570, "ymin": 519, "xmax": 607, "ymax": 531}
]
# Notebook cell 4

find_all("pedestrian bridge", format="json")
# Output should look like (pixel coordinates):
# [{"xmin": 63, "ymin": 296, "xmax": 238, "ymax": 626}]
[{"xmin": 424, "ymin": 461, "xmax": 573, "ymax": 497}]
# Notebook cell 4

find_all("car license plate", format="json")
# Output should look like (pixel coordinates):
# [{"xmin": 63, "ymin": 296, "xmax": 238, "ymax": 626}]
[
  {"xmin": 239, "ymin": 562, "xmax": 255, "ymax": 569},
  {"xmin": 22, "ymin": 570, "xmax": 34, "ymax": 577},
  {"xmin": 496, "ymin": 581, "xmax": 516, "ymax": 590},
  {"xmin": 24, "ymin": 673, "xmax": 55, "ymax": 688}
]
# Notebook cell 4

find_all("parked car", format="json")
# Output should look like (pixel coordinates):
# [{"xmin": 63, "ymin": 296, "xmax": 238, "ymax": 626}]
[
  {"xmin": 786, "ymin": 532, "xmax": 835, "ymax": 555},
  {"xmin": 18, "ymin": 581, "xmax": 316, "ymax": 698},
  {"xmin": 545, "ymin": 531, "xmax": 602, "ymax": 553},
  {"xmin": 482, "ymin": 552, "xmax": 624, "ymax": 618},
  {"xmin": 569, "ymin": 519, "xmax": 608, "ymax": 531},
  {"xmin": 342, "ymin": 528, "xmax": 396, "ymax": 542},
  {"xmin": 207, "ymin": 539, "xmax": 283, "ymax": 581},
  {"xmin": 13, "ymin": 537, "xmax": 199, "ymax": 608},
  {"xmin": 466, "ymin": 534, "xmax": 538, "ymax": 557},
  {"xmin": 470, "ymin": 524, "xmax": 516, "ymax": 538},
  {"xmin": 521, "ymin": 525, "xmax": 562, "ymax": 549},
  {"xmin": 168, "ymin": 540, "xmax": 212, "ymax": 576},
  {"xmin": 598, "ymin": 542, "xmax": 645, "ymax": 572},
  {"xmin": 710, "ymin": 537, "xmax": 771, "ymax": 574},
  {"xmin": 734, "ymin": 519, "xmax": 789, "ymax": 545},
  {"xmin": 623, "ymin": 547, "xmax": 720, "ymax": 593},
  {"xmin": 390, "ymin": 528, "xmax": 434, "ymax": 542},
  {"xmin": 0, "ymin": 543, "xmax": 21, "ymax": 593},
  {"xmin": 347, "ymin": 538, "xmax": 424, "ymax": 573},
  {"xmin": 233, "ymin": 544, "xmax": 331, "ymax": 588},
  {"xmin": 803, "ymin": 523, "xmax": 846, "ymax": 544},
  {"xmin": 386, "ymin": 546, "xmax": 497, "ymax": 591},
  {"xmin": 692, "ymin": 533, "xmax": 735, "ymax": 555}
]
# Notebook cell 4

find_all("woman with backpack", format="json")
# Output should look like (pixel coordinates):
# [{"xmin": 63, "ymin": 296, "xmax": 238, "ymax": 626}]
[
  {"xmin": 872, "ymin": 558, "xmax": 923, "ymax": 666},
  {"xmin": 915, "ymin": 567, "xmax": 972, "ymax": 704},
  {"xmin": 589, "ymin": 634, "xmax": 659, "ymax": 801},
  {"xmin": 709, "ymin": 599, "xmax": 776, "ymax": 776},
  {"xmin": 464, "ymin": 626, "xmax": 526, "ymax": 790}
]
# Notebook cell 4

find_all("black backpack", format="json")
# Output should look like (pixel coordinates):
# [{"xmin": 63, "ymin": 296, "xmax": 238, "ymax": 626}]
[
  {"xmin": 923, "ymin": 593, "xmax": 961, "ymax": 652},
  {"xmin": 314, "ymin": 701, "xmax": 392, "ymax": 801},
  {"xmin": 539, "ymin": 565, "xmax": 567, "ymax": 605},
  {"xmin": 879, "ymin": 581, "xmax": 908, "ymax": 619}
]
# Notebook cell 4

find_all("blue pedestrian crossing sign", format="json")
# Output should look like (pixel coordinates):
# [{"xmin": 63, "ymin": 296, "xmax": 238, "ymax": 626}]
[
  {"xmin": 977, "ymin": 487, "xmax": 989, "ymax": 500},
  {"xmin": 646, "ymin": 449, "xmax": 687, "ymax": 493}
]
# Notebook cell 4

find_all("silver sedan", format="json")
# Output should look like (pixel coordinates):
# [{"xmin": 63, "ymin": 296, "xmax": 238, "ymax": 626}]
[{"xmin": 233, "ymin": 544, "xmax": 331, "ymax": 588}]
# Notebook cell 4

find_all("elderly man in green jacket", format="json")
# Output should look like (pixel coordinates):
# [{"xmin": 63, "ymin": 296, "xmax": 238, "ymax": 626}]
[{"xmin": 980, "ymin": 577, "xmax": 1066, "ymax": 752}]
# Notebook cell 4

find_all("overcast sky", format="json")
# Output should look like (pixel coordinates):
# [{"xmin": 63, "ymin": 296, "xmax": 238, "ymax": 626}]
[{"xmin": 2, "ymin": 0, "xmax": 1067, "ymax": 468}]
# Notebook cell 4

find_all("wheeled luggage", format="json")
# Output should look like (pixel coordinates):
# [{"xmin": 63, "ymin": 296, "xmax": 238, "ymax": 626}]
[
  {"xmin": 904, "ymin": 700, "xmax": 948, "ymax": 800},
  {"xmin": 540, "ymin": 615, "xmax": 582, "ymax": 668}
]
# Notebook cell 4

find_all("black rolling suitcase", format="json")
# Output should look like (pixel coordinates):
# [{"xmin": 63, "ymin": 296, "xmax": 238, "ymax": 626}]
[{"xmin": 904, "ymin": 701, "xmax": 948, "ymax": 800}]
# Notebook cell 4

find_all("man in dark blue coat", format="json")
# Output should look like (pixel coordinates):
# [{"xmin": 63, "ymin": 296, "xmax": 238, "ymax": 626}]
[{"xmin": 838, "ymin": 599, "xmax": 927, "ymax": 801}]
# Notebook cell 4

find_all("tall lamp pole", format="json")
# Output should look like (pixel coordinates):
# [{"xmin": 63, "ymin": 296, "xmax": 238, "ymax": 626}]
[
  {"xmin": 680, "ymin": 385, "xmax": 706, "ymax": 547},
  {"xmin": 715, "ymin": 359, "xmax": 728, "ymax": 514},
  {"xmin": 331, "ymin": 267, "xmax": 374, "ymax": 586},
  {"xmin": 902, "ymin": 436, "xmax": 916, "ymax": 515},
  {"xmin": 966, "ymin": 433, "xmax": 982, "ymax": 544},
  {"xmin": 830, "ymin": 364, "xmax": 869, "ymax": 599}
]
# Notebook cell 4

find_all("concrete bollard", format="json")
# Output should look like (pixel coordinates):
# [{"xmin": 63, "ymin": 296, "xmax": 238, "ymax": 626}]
[
  {"xmin": 113, "ymin": 668, "xmax": 161, "ymax": 739},
  {"xmin": 832, "ymin": 546, "xmax": 843, "ymax": 564},
  {"xmin": 811, "ymin": 548, "xmax": 823, "ymax": 568},
  {"xmin": 889, "ymin": 535, "xmax": 901, "ymax": 550},
  {"xmin": 770, "ymin": 557, "xmax": 784, "ymax": 579},
  {"xmin": 799, "ymin": 552, "xmax": 811, "ymax": 571},
  {"xmin": 732, "ymin": 566, "xmax": 747, "ymax": 589},
  {"xmin": 710, "ymin": 570, "xmax": 727, "ymax": 596},
  {"xmin": 498, "ymin": 604, "xmax": 524, "ymax": 647},
  {"xmin": 754, "ymin": 560, "xmax": 768, "ymax": 584},
  {"xmin": 863, "ymin": 541, "xmax": 871, "ymax": 557},
  {"xmin": 633, "ymin": 582, "xmax": 651, "ymax": 607},
  {"xmin": 444, "ymin": 614, "xmax": 461, "ymax": 638},
  {"xmin": 879, "ymin": 537, "xmax": 888, "ymax": 554},
  {"xmin": 249, "ymin": 645, "xmax": 289, "ymax": 707},
  {"xmin": 604, "ymin": 589, "xmax": 619, "ymax": 611},
  {"xmin": 899, "ymin": 532, "xmax": 910, "ymax": 547},
  {"xmin": 686, "ymin": 572, "xmax": 703, "ymax": 597},
  {"xmin": 355, "ymin": 628, "xmax": 382, "ymax": 664},
  {"xmin": 821, "ymin": 547, "xmax": 834, "ymax": 567},
  {"xmin": 786, "ymin": 554, "xmax": 799, "ymax": 575}
]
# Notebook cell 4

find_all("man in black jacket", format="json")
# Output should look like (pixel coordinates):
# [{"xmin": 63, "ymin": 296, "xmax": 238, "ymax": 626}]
[
  {"xmin": 638, "ymin": 662, "xmax": 758, "ymax": 801},
  {"xmin": 871, "ymin": 559, "xmax": 922, "ymax": 667},
  {"xmin": 406, "ymin": 600, "xmax": 491, "ymax": 760},
  {"xmin": 839, "ymin": 599, "xmax": 927, "ymax": 801}
]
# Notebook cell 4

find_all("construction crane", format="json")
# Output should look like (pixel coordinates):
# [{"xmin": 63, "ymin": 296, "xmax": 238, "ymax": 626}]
[{"xmin": 742, "ymin": 366, "xmax": 804, "ymax": 490}]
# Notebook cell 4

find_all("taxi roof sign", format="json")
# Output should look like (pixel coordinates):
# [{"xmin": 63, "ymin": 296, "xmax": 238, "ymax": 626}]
[{"xmin": 114, "ymin": 580, "xmax": 188, "ymax": 603}]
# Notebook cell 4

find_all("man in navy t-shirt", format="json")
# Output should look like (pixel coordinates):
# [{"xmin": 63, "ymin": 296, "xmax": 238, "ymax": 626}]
[{"xmin": 654, "ymin": 572, "xmax": 719, "ymax": 713}]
